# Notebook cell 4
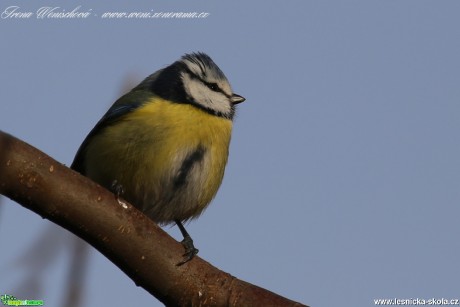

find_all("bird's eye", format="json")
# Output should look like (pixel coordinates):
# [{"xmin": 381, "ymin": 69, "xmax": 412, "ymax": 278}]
[{"xmin": 206, "ymin": 82, "xmax": 219, "ymax": 92}]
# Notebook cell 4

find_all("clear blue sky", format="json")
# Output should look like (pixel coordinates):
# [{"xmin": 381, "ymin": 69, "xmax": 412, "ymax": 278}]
[{"xmin": 1, "ymin": 1, "xmax": 460, "ymax": 306}]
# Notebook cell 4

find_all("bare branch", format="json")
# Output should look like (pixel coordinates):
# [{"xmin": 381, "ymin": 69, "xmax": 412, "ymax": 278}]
[{"xmin": 0, "ymin": 131, "xmax": 306, "ymax": 307}]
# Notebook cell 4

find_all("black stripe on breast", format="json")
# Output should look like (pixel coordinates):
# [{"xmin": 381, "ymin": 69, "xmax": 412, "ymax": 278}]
[{"xmin": 174, "ymin": 146, "xmax": 206, "ymax": 188}]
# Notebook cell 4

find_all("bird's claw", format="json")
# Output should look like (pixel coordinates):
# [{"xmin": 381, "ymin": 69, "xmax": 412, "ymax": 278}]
[
  {"xmin": 111, "ymin": 180, "xmax": 124, "ymax": 198},
  {"xmin": 177, "ymin": 235, "xmax": 199, "ymax": 266}
]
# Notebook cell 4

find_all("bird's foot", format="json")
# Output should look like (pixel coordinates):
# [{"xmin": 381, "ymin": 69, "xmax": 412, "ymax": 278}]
[
  {"xmin": 111, "ymin": 180, "xmax": 127, "ymax": 206},
  {"xmin": 111, "ymin": 180, "xmax": 124, "ymax": 197},
  {"xmin": 177, "ymin": 235, "xmax": 199, "ymax": 266}
]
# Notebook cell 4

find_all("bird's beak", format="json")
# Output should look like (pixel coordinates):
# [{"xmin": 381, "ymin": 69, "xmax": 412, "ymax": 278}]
[{"xmin": 230, "ymin": 94, "xmax": 245, "ymax": 104}]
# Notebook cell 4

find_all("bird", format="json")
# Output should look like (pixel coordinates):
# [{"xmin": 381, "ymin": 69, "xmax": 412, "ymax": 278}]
[{"xmin": 71, "ymin": 52, "xmax": 245, "ymax": 264}]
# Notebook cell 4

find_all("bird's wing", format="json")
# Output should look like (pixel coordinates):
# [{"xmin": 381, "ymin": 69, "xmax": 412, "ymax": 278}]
[{"xmin": 71, "ymin": 90, "xmax": 154, "ymax": 172}]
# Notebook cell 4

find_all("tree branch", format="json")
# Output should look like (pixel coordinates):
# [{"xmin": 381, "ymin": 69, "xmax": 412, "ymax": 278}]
[{"xmin": 0, "ymin": 131, "xmax": 306, "ymax": 307}]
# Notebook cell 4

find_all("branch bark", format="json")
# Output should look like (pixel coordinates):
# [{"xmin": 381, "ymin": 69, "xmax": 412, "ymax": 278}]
[{"xmin": 0, "ymin": 131, "xmax": 307, "ymax": 307}]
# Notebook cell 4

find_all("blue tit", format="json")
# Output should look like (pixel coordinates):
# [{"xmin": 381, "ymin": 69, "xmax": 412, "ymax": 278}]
[{"xmin": 71, "ymin": 52, "xmax": 245, "ymax": 264}]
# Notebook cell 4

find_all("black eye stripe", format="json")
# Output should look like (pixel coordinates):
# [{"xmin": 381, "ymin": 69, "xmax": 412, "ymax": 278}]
[
  {"xmin": 183, "ymin": 66, "xmax": 230, "ymax": 97},
  {"xmin": 205, "ymin": 82, "xmax": 220, "ymax": 92}
]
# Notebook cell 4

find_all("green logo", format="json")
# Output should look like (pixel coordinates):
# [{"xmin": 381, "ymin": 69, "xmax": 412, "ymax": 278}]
[{"xmin": 0, "ymin": 294, "xmax": 44, "ymax": 306}]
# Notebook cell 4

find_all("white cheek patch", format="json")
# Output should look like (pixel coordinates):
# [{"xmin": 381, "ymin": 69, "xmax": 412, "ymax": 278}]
[{"xmin": 182, "ymin": 73, "xmax": 232, "ymax": 115}]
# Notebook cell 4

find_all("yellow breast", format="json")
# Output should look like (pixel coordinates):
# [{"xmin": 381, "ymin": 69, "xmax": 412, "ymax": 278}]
[{"xmin": 84, "ymin": 97, "xmax": 233, "ymax": 223}]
